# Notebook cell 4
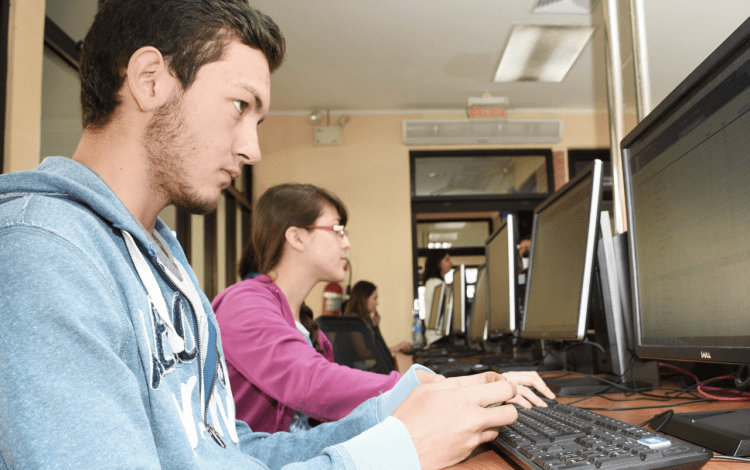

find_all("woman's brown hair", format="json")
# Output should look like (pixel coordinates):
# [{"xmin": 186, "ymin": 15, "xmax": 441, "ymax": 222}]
[
  {"xmin": 343, "ymin": 280, "xmax": 377, "ymax": 319},
  {"xmin": 299, "ymin": 303, "xmax": 322, "ymax": 352},
  {"xmin": 248, "ymin": 183, "xmax": 348, "ymax": 276}
]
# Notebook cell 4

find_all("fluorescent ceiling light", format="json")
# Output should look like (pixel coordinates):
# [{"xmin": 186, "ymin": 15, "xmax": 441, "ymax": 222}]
[
  {"xmin": 494, "ymin": 25, "xmax": 595, "ymax": 82},
  {"xmin": 428, "ymin": 232, "xmax": 459, "ymax": 242},
  {"xmin": 533, "ymin": 0, "xmax": 600, "ymax": 14},
  {"xmin": 434, "ymin": 222, "xmax": 466, "ymax": 230}
]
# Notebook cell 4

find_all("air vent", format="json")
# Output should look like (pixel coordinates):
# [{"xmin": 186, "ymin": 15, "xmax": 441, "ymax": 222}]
[{"xmin": 403, "ymin": 119, "xmax": 562, "ymax": 146}]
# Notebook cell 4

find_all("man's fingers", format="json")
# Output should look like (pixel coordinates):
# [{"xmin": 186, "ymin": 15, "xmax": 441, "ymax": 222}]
[
  {"xmin": 501, "ymin": 371, "xmax": 556, "ymax": 399},
  {"xmin": 512, "ymin": 385, "xmax": 548, "ymax": 408},
  {"xmin": 452, "ymin": 371, "xmax": 507, "ymax": 387},
  {"xmin": 415, "ymin": 369, "xmax": 446, "ymax": 385},
  {"xmin": 479, "ymin": 427, "xmax": 502, "ymax": 445},
  {"xmin": 478, "ymin": 402, "xmax": 518, "ymax": 430},
  {"xmin": 469, "ymin": 380, "xmax": 517, "ymax": 409}
]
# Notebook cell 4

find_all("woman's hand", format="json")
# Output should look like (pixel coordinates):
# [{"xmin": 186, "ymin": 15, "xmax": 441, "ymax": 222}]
[{"xmin": 370, "ymin": 310, "xmax": 381, "ymax": 327}]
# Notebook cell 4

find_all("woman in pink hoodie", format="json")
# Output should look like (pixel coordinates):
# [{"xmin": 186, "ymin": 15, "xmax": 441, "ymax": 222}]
[{"xmin": 212, "ymin": 183, "xmax": 403, "ymax": 433}]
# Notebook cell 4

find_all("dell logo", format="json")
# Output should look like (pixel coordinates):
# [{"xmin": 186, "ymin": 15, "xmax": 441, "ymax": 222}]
[{"xmin": 701, "ymin": 351, "xmax": 712, "ymax": 359}]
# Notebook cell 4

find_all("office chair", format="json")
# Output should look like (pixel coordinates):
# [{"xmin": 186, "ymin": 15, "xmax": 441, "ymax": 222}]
[{"xmin": 315, "ymin": 315, "xmax": 394, "ymax": 375}]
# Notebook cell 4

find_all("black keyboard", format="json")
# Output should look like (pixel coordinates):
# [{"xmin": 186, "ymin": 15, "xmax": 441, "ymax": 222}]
[{"xmin": 493, "ymin": 401, "xmax": 713, "ymax": 470}]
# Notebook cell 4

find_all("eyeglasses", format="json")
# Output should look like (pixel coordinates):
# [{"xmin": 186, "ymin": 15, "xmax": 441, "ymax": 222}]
[{"xmin": 306, "ymin": 225, "xmax": 348, "ymax": 238}]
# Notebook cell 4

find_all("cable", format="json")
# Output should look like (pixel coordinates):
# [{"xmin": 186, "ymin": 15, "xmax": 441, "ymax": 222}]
[
  {"xmin": 561, "ymin": 339, "xmax": 607, "ymax": 360},
  {"xmin": 712, "ymin": 455, "xmax": 750, "ymax": 463},
  {"xmin": 659, "ymin": 362, "xmax": 750, "ymax": 402},
  {"xmin": 345, "ymin": 257, "xmax": 353, "ymax": 295},
  {"xmin": 539, "ymin": 370, "xmax": 651, "ymax": 395},
  {"xmin": 637, "ymin": 410, "xmax": 673, "ymax": 432},
  {"xmin": 580, "ymin": 398, "xmax": 710, "ymax": 412}
]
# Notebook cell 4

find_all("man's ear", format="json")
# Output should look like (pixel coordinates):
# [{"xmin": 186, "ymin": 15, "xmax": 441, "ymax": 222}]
[
  {"xmin": 285, "ymin": 226, "xmax": 306, "ymax": 253},
  {"xmin": 126, "ymin": 46, "xmax": 178, "ymax": 112}
]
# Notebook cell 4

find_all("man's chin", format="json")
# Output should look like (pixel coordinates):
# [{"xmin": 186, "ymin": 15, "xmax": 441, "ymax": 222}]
[{"xmin": 174, "ymin": 196, "xmax": 219, "ymax": 215}]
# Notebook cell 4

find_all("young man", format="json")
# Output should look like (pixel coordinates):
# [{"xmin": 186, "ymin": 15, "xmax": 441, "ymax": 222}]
[{"xmin": 0, "ymin": 1, "xmax": 553, "ymax": 468}]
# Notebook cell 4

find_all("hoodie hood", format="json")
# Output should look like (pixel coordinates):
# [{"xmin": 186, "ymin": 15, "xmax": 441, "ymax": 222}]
[{"xmin": 0, "ymin": 156, "xmax": 167, "ymax": 260}]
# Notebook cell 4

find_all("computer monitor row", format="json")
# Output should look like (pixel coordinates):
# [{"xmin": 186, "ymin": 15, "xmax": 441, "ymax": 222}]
[
  {"xmin": 424, "ymin": 17, "xmax": 750, "ymax": 454},
  {"xmin": 426, "ymin": 160, "xmax": 609, "ymax": 353}
]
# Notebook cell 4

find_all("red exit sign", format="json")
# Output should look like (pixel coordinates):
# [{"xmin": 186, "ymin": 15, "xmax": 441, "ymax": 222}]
[{"xmin": 468, "ymin": 106, "xmax": 507, "ymax": 118}]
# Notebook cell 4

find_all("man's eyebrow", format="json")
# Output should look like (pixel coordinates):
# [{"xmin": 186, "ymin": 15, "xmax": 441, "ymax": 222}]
[{"xmin": 236, "ymin": 83, "xmax": 265, "ymax": 113}]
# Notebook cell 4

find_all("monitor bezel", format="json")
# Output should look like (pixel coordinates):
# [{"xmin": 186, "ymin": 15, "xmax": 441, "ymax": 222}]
[
  {"xmin": 453, "ymin": 264, "xmax": 466, "ymax": 335},
  {"xmin": 484, "ymin": 214, "xmax": 518, "ymax": 336},
  {"xmin": 621, "ymin": 17, "xmax": 750, "ymax": 366},
  {"xmin": 426, "ymin": 281, "xmax": 446, "ymax": 331},
  {"xmin": 467, "ymin": 265, "xmax": 489, "ymax": 343},
  {"xmin": 522, "ymin": 160, "xmax": 603, "ymax": 340}
]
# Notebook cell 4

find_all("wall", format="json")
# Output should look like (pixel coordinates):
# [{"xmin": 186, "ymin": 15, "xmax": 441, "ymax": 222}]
[
  {"xmin": 4, "ymin": 0, "xmax": 44, "ymax": 173},
  {"xmin": 254, "ymin": 110, "xmax": 618, "ymax": 348}
]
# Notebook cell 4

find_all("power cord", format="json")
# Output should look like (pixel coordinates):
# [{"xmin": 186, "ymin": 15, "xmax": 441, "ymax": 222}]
[
  {"xmin": 561, "ymin": 339, "xmax": 607, "ymax": 361},
  {"xmin": 712, "ymin": 455, "xmax": 750, "ymax": 463},
  {"xmin": 638, "ymin": 410, "xmax": 674, "ymax": 432}
]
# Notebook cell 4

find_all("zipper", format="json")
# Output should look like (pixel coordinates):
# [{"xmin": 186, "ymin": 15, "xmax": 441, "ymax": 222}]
[
  {"xmin": 205, "ymin": 359, "xmax": 225, "ymax": 447},
  {"xmin": 155, "ymin": 260, "xmax": 225, "ymax": 447}
]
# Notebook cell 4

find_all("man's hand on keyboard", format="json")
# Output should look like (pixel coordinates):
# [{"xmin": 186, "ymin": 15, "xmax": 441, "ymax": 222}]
[
  {"xmin": 500, "ymin": 371, "xmax": 556, "ymax": 408},
  {"xmin": 393, "ymin": 372, "xmax": 519, "ymax": 470}
]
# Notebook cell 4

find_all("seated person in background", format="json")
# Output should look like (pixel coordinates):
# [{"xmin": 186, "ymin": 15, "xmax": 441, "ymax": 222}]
[{"xmin": 344, "ymin": 280, "xmax": 412, "ymax": 355}]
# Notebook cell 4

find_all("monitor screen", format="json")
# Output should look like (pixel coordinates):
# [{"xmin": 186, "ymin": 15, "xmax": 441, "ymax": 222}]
[
  {"xmin": 426, "ymin": 282, "xmax": 445, "ymax": 331},
  {"xmin": 522, "ymin": 160, "xmax": 603, "ymax": 340},
  {"xmin": 622, "ymin": 18, "xmax": 750, "ymax": 366},
  {"xmin": 467, "ymin": 266, "xmax": 488, "ymax": 342},
  {"xmin": 444, "ymin": 265, "xmax": 466, "ymax": 336},
  {"xmin": 485, "ymin": 215, "xmax": 518, "ymax": 336}
]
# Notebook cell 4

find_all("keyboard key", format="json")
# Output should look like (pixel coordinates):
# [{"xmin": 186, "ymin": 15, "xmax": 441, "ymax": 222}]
[
  {"xmin": 533, "ymin": 455, "xmax": 561, "ymax": 467},
  {"xmin": 549, "ymin": 431, "xmax": 587, "ymax": 442}
]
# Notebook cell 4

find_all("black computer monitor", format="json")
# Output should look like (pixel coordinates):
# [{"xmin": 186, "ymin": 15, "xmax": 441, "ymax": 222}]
[
  {"xmin": 466, "ymin": 266, "xmax": 488, "ymax": 345},
  {"xmin": 589, "ymin": 211, "xmax": 660, "ymax": 395},
  {"xmin": 444, "ymin": 264, "xmax": 466, "ymax": 337},
  {"xmin": 622, "ymin": 16, "xmax": 750, "ymax": 457},
  {"xmin": 485, "ymin": 215, "xmax": 519, "ymax": 337},
  {"xmin": 593, "ymin": 211, "xmax": 633, "ymax": 379},
  {"xmin": 522, "ymin": 160, "xmax": 603, "ymax": 340}
]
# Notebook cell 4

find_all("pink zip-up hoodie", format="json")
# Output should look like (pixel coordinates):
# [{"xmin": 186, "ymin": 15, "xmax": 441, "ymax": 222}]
[{"xmin": 213, "ymin": 275, "xmax": 402, "ymax": 433}]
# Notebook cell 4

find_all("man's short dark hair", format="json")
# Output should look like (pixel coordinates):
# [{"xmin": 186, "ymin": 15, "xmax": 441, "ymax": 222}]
[{"xmin": 79, "ymin": 0, "xmax": 285, "ymax": 130}]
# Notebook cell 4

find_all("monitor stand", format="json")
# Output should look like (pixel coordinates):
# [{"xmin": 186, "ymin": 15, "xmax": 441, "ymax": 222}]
[
  {"xmin": 652, "ymin": 408, "xmax": 750, "ymax": 457},
  {"xmin": 542, "ymin": 358, "xmax": 660, "ymax": 396},
  {"xmin": 541, "ymin": 375, "xmax": 653, "ymax": 396}
]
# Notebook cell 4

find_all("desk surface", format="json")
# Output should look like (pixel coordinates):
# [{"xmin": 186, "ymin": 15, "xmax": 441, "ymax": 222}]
[{"xmin": 394, "ymin": 353, "xmax": 749, "ymax": 470}]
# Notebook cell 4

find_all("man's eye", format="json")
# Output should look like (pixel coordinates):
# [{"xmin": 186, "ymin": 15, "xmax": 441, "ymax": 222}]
[{"xmin": 233, "ymin": 100, "xmax": 248, "ymax": 114}]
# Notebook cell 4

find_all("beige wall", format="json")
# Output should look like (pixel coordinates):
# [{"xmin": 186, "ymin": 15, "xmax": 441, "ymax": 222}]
[
  {"xmin": 254, "ymin": 111, "xmax": 622, "ymax": 347},
  {"xmin": 4, "ymin": 0, "xmax": 45, "ymax": 173}
]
